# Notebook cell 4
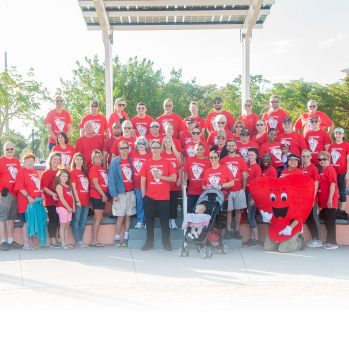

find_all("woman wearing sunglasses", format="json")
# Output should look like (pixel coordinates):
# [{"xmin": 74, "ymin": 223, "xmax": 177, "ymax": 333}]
[
  {"xmin": 129, "ymin": 137, "xmax": 152, "ymax": 229},
  {"xmin": 237, "ymin": 100, "xmax": 259, "ymax": 137},
  {"xmin": 207, "ymin": 115, "xmax": 234, "ymax": 149},
  {"xmin": 164, "ymin": 123, "xmax": 183, "ymax": 155},
  {"xmin": 108, "ymin": 98, "xmax": 129, "ymax": 135},
  {"xmin": 300, "ymin": 149, "xmax": 322, "ymax": 248},
  {"xmin": 317, "ymin": 151, "xmax": 339, "ymax": 249},
  {"xmin": 252, "ymin": 119, "xmax": 268, "ymax": 147},
  {"xmin": 232, "ymin": 120, "xmax": 245, "ymax": 142}
]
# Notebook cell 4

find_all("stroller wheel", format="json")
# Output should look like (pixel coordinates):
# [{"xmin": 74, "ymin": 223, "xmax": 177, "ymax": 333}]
[
  {"xmin": 197, "ymin": 246, "xmax": 201, "ymax": 253},
  {"xmin": 200, "ymin": 247, "xmax": 207, "ymax": 259},
  {"xmin": 207, "ymin": 248, "xmax": 212, "ymax": 258},
  {"xmin": 222, "ymin": 243, "xmax": 229, "ymax": 254},
  {"xmin": 184, "ymin": 246, "xmax": 189, "ymax": 257},
  {"xmin": 179, "ymin": 246, "xmax": 184, "ymax": 257}
]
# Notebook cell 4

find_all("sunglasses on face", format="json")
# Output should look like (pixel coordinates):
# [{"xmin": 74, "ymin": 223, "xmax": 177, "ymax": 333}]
[
  {"xmin": 5, "ymin": 148, "xmax": 14, "ymax": 151},
  {"xmin": 271, "ymin": 101, "xmax": 279, "ymax": 103},
  {"xmin": 119, "ymin": 147, "xmax": 129, "ymax": 150},
  {"xmin": 151, "ymin": 146, "xmax": 161, "ymax": 149},
  {"xmin": 91, "ymin": 105, "xmax": 98, "ymax": 108},
  {"xmin": 319, "ymin": 158, "xmax": 328, "ymax": 161},
  {"xmin": 123, "ymin": 127, "xmax": 132, "ymax": 129},
  {"xmin": 209, "ymin": 156, "xmax": 218, "ymax": 159},
  {"xmin": 302, "ymin": 155, "xmax": 311, "ymax": 158},
  {"xmin": 151, "ymin": 125, "xmax": 159, "ymax": 128},
  {"xmin": 214, "ymin": 102, "xmax": 221, "ymax": 105},
  {"xmin": 308, "ymin": 105, "xmax": 316, "ymax": 108},
  {"xmin": 245, "ymin": 104, "xmax": 252, "ymax": 107},
  {"xmin": 137, "ymin": 142, "xmax": 146, "ymax": 145},
  {"xmin": 217, "ymin": 122, "xmax": 225, "ymax": 124},
  {"xmin": 164, "ymin": 104, "xmax": 172, "ymax": 107},
  {"xmin": 256, "ymin": 123, "xmax": 264, "ymax": 126},
  {"xmin": 235, "ymin": 126, "xmax": 243, "ymax": 128},
  {"xmin": 192, "ymin": 132, "xmax": 200, "ymax": 135},
  {"xmin": 137, "ymin": 106, "xmax": 145, "ymax": 109},
  {"xmin": 55, "ymin": 100, "xmax": 63, "ymax": 103},
  {"xmin": 310, "ymin": 120, "xmax": 319, "ymax": 123},
  {"xmin": 118, "ymin": 104, "xmax": 125, "ymax": 107}
]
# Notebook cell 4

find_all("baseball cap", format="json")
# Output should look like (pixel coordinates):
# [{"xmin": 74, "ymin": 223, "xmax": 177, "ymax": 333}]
[
  {"xmin": 186, "ymin": 118, "xmax": 195, "ymax": 124},
  {"xmin": 112, "ymin": 122, "xmax": 121, "ymax": 128},
  {"xmin": 214, "ymin": 97, "xmax": 223, "ymax": 103},
  {"xmin": 217, "ymin": 131, "xmax": 226, "ymax": 138},
  {"xmin": 282, "ymin": 117, "xmax": 292, "ymax": 123},
  {"xmin": 89, "ymin": 100, "xmax": 98, "ymax": 106},
  {"xmin": 150, "ymin": 121, "xmax": 160, "ymax": 127},
  {"xmin": 334, "ymin": 127, "xmax": 345, "ymax": 134},
  {"xmin": 310, "ymin": 114, "xmax": 320, "ymax": 120},
  {"xmin": 240, "ymin": 128, "xmax": 250, "ymax": 136}
]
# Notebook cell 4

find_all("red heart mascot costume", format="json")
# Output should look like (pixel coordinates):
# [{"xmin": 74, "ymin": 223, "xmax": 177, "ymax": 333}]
[{"xmin": 250, "ymin": 174, "xmax": 315, "ymax": 253}]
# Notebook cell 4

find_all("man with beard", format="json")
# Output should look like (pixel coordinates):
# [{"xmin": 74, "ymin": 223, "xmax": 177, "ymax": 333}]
[
  {"xmin": 219, "ymin": 139, "xmax": 247, "ymax": 240},
  {"xmin": 236, "ymin": 129, "xmax": 259, "ymax": 162},
  {"xmin": 262, "ymin": 96, "xmax": 290, "ymax": 135},
  {"xmin": 103, "ymin": 122, "xmax": 122, "ymax": 169},
  {"xmin": 206, "ymin": 97, "xmax": 235, "ymax": 134}
]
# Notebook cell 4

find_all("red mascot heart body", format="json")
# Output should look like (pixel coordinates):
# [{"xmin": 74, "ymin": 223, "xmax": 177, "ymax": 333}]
[{"xmin": 250, "ymin": 174, "xmax": 315, "ymax": 243}]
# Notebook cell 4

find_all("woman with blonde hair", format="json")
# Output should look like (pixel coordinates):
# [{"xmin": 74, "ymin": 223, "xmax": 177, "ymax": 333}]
[
  {"xmin": 238, "ymin": 100, "xmax": 259, "ymax": 136},
  {"xmin": 164, "ymin": 123, "xmax": 183, "ymax": 154},
  {"xmin": 161, "ymin": 135, "xmax": 183, "ymax": 229},
  {"xmin": 108, "ymin": 98, "xmax": 129, "ymax": 134}
]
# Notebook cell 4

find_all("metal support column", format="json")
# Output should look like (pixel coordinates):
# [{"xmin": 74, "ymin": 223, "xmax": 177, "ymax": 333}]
[
  {"xmin": 241, "ymin": 34, "xmax": 251, "ymax": 114},
  {"xmin": 104, "ymin": 36, "xmax": 113, "ymax": 120}
]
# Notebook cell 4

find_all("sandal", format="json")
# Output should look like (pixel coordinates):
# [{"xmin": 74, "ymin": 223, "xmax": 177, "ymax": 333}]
[
  {"xmin": 23, "ymin": 245, "xmax": 34, "ymax": 251},
  {"xmin": 61, "ymin": 244, "xmax": 70, "ymax": 250},
  {"xmin": 89, "ymin": 243, "xmax": 105, "ymax": 247},
  {"xmin": 67, "ymin": 244, "xmax": 74, "ymax": 249}
]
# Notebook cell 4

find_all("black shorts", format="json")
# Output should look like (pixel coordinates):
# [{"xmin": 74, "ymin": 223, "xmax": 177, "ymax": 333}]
[{"xmin": 90, "ymin": 197, "xmax": 106, "ymax": 210}]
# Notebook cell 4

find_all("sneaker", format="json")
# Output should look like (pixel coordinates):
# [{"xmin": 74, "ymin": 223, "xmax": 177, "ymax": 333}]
[
  {"xmin": 323, "ymin": 243, "xmax": 338, "ymax": 250},
  {"xmin": 233, "ymin": 230, "xmax": 243, "ymax": 239},
  {"xmin": 113, "ymin": 239, "xmax": 120, "ymax": 247},
  {"xmin": 249, "ymin": 239, "xmax": 262, "ymax": 247},
  {"xmin": 298, "ymin": 234, "xmax": 306, "ymax": 251},
  {"xmin": 187, "ymin": 233, "xmax": 194, "ymax": 240},
  {"xmin": 171, "ymin": 220, "xmax": 178, "ymax": 229},
  {"xmin": 243, "ymin": 239, "xmax": 253, "ymax": 246},
  {"xmin": 76, "ymin": 241, "xmax": 85, "ymax": 248},
  {"xmin": 1, "ymin": 242, "xmax": 9, "ymax": 251},
  {"xmin": 135, "ymin": 222, "xmax": 144, "ymax": 229},
  {"xmin": 8, "ymin": 241, "xmax": 23, "ymax": 249},
  {"xmin": 192, "ymin": 231, "xmax": 199, "ymax": 239},
  {"xmin": 122, "ymin": 239, "xmax": 128, "ymax": 247},
  {"xmin": 141, "ymin": 243, "xmax": 153, "ymax": 251},
  {"xmin": 50, "ymin": 242, "xmax": 61, "ymax": 249},
  {"xmin": 306, "ymin": 239, "xmax": 323, "ymax": 248},
  {"xmin": 224, "ymin": 231, "xmax": 233, "ymax": 239}
]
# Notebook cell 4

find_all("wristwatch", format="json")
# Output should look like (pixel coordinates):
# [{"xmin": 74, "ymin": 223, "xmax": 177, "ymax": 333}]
[{"xmin": 220, "ymin": 184, "xmax": 223, "ymax": 189}]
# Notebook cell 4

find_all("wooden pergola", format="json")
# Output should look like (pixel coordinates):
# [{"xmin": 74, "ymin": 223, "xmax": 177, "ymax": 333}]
[{"xmin": 77, "ymin": 0, "xmax": 275, "ymax": 116}]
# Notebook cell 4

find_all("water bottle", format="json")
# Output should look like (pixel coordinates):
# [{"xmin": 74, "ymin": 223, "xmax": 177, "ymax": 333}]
[{"xmin": 177, "ymin": 205, "xmax": 182, "ymax": 218}]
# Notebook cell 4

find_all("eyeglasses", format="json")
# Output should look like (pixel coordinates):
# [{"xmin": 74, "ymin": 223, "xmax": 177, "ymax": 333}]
[
  {"xmin": 151, "ymin": 125, "xmax": 159, "ymax": 128},
  {"xmin": 137, "ymin": 106, "xmax": 145, "ymax": 109},
  {"xmin": 91, "ymin": 105, "xmax": 98, "ymax": 108},
  {"xmin": 119, "ymin": 147, "xmax": 129, "ymax": 150},
  {"xmin": 302, "ymin": 155, "xmax": 311, "ymax": 158},
  {"xmin": 271, "ymin": 101, "xmax": 279, "ymax": 103},
  {"xmin": 310, "ymin": 120, "xmax": 319, "ymax": 123},
  {"xmin": 5, "ymin": 148, "xmax": 14, "ymax": 151},
  {"xmin": 308, "ymin": 105, "xmax": 316, "ymax": 108},
  {"xmin": 55, "ymin": 100, "xmax": 63, "ymax": 103},
  {"xmin": 217, "ymin": 137, "xmax": 225, "ymax": 140},
  {"xmin": 217, "ymin": 122, "xmax": 225, "ymax": 124},
  {"xmin": 123, "ymin": 127, "xmax": 132, "ymax": 129},
  {"xmin": 137, "ymin": 142, "xmax": 146, "ymax": 145},
  {"xmin": 245, "ymin": 104, "xmax": 252, "ymax": 107},
  {"xmin": 214, "ymin": 102, "xmax": 221, "ymax": 105},
  {"xmin": 256, "ymin": 123, "xmax": 264, "ymax": 126},
  {"xmin": 118, "ymin": 104, "xmax": 125, "ymax": 107},
  {"xmin": 151, "ymin": 146, "xmax": 161, "ymax": 149},
  {"xmin": 164, "ymin": 104, "xmax": 172, "ymax": 107},
  {"xmin": 192, "ymin": 132, "xmax": 200, "ymax": 135},
  {"xmin": 209, "ymin": 156, "xmax": 218, "ymax": 159},
  {"xmin": 235, "ymin": 126, "xmax": 243, "ymax": 128},
  {"xmin": 319, "ymin": 158, "xmax": 328, "ymax": 161}
]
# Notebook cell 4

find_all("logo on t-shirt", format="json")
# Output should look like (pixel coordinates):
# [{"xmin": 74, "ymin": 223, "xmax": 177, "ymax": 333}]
[
  {"xmin": 66, "ymin": 188, "xmax": 72, "ymax": 197},
  {"xmin": 133, "ymin": 159, "xmax": 143, "ymax": 173},
  {"xmin": 161, "ymin": 120, "xmax": 169, "ymax": 129},
  {"xmin": 187, "ymin": 146, "xmax": 195, "ymax": 157},
  {"xmin": 331, "ymin": 149, "xmax": 341, "ymax": 165},
  {"xmin": 213, "ymin": 137, "xmax": 218, "ymax": 145},
  {"xmin": 91, "ymin": 121, "xmax": 101, "ymax": 134},
  {"xmin": 80, "ymin": 177, "xmax": 89, "ymax": 191},
  {"xmin": 185, "ymin": 138, "xmax": 192, "ymax": 145},
  {"xmin": 171, "ymin": 162, "xmax": 177, "ymax": 169},
  {"xmin": 308, "ymin": 138, "xmax": 318, "ymax": 152},
  {"xmin": 227, "ymin": 164, "xmax": 238, "ymax": 177},
  {"xmin": 151, "ymin": 168, "xmax": 163, "ymax": 183},
  {"xmin": 8, "ymin": 166, "xmax": 18, "ymax": 180},
  {"xmin": 239, "ymin": 148, "xmax": 248, "ymax": 161},
  {"xmin": 136, "ymin": 125, "xmax": 146, "ymax": 136},
  {"xmin": 101, "ymin": 171, "xmax": 108, "ymax": 186},
  {"xmin": 61, "ymin": 154, "xmax": 71, "ymax": 165},
  {"xmin": 211, "ymin": 118, "xmax": 218, "ymax": 131},
  {"xmin": 271, "ymin": 148, "xmax": 282, "ymax": 161},
  {"xmin": 268, "ymin": 118, "xmax": 278, "ymax": 129},
  {"xmin": 122, "ymin": 166, "xmax": 132, "ymax": 181},
  {"xmin": 192, "ymin": 165, "xmax": 203, "ymax": 179},
  {"xmin": 31, "ymin": 176, "xmax": 40, "ymax": 190},
  {"xmin": 208, "ymin": 175, "xmax": 220, "ymax": 187},
  {"xmin": 54, "ymin": 119, "xmax": 65, "ymax": 132}
]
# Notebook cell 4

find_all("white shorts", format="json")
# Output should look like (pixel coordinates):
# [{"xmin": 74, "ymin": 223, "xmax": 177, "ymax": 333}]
[
  {"xmin": 227, "ymin": 189, "xmax": 247, "ymax": 211},
  {"xmin": 112, "ymin": 191, "xmax": 137, "ymax": 217}
]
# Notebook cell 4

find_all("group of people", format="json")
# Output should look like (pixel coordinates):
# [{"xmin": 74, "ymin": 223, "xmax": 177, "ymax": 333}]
[{"xmin": 0, "ymin": 94, "xmax": 347, "ymax": 253}]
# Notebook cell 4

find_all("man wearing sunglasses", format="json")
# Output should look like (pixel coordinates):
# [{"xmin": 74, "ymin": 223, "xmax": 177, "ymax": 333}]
[
  {"xmin": 206, "ymin": 97, "xmax": 235, "ymax": 134},
  {"xmin": 131, "ymin": 102, "xmax": 154, "ymax": 137},
  {"xmin": 145, "ymin": 121, "xmax": 164, "ymax": 143},
  {"xmin": 108, "ymin": 141, "xmax": 137, "ymax": 248},
  {"xmin": 156, "ymin": 98, "xmax": 186, "ymax": 139},
  {"xmin": 294, "ymin": 100, "xmax": 333, "ymax": 138},
  {"xmin": 111, "ymin": 121, "xmax": 136, "ymax": 160},
  {"xmin": 45, "ymin": 95, "xmax": 72, "ymax": 152},
  {"xmin": 184, "ymin": 126, "xmax": 210, "ymax": 159},
  {"xmin": 262, "ymin": 95, "xmax": 290, "ymax": 135},
  {"xmin": 305, "ymin": 115, "xmax": 332, "ymax": 172},
  {"xmin": 79, "ymin": 100, "xmax": 109, "ymax": 143},
  {"xmin": 236, "ymin": 129, "xmax": 259, "ymax": 163},
  {"xmin": 0, "ymin": 143, "xmax": 23, "ymax": 251},
  {"xmin": 103, "ymin": 122, "xmax": 123, "ymax": 169}
]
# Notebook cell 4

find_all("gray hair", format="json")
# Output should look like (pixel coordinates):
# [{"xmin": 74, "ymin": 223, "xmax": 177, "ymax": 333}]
[{"xmin": 135, "ymin": 136, "xmax": 150, "ymax": 153}]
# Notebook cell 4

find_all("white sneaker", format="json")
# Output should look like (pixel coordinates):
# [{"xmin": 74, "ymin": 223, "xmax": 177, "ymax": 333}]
[
  {"xmin": 135, "ymin": 222, "xmax": 144, "ymax": 229},
  {"xmin": 171, "ymin": 220, "xmax": 178, "ymax": 229},
  {"xmin": 187, "ymin": 233, "xmax": 194, "ymax": 239},
  {"xmin": 192, "ymin": 231, "xmax": 199, "ymax": 239},
  {"xmin": 323, "ymin": 243, "xmax": 338, "ymax": 250},
  {"xmin": 307, "ymin": 240, "xmax": 323, "ymax": 248}
]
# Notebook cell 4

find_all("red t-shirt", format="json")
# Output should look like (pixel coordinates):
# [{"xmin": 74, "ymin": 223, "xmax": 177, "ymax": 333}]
[
  {"xmin": 52, "ymin": 144, "xmax": 75, "ymax": 167},
  {"xmin": 328, "ymin": 142, "xmax": 349, "ymax": 175},
  {"xmin": 57, "ymin": 185, "xmax": 74, "ymax": 209},
  {"xmin": 202, "ymin": 165, "xmax": 234, "ymax": 199},
  {"xmin": 246, "ymin": 163, "xmax": 262, "ymax": 193},
  {"xmin": 252, "ymin": 133, "xmax": 268, "ymax": 147},
  {"xmin": 41, "ymin": 169, "xmax": 59, "ymax": 206},
  {"xmin": 318, "ymin": 166, "xmax": 338, "ymax": 209},
  {"xmin": 108, "ymin": 110, "xmax": 129, "ymax": 135},
  {"xmin": 156, "ymin": 113, "xmax": 185, "ymax": 139},
  {"xmin": 294, "ymin": 111, "xmax": 333, "ymax": 137},
  {"xmin": 262, "ymin": 166, "xmax": 278, "ymax": 178},
  {"xmin": 103, "ymin": 136, "xmax": 120, "ymax": 166},
  {"xmin": 15, "ymin": 168, "xmax": 42, "ymax": 214},
  {"xmin": 279, "ymin": 168, "xmax": 304, "ymax": 178},
  {"xmin": 276, "ymin": 131, "xmax": 308, "ymax": 158},
  {"xmin": 206, "ymin": 110, "xmax": 235, "ymax": 133},
  {"xmin": 140, "ymin": 158, "xmax": 176, "ymax": 200},
  {"xmin": 305, "ymin": 130, "xmax": 332, "ymax": 166},
  {"xmin": 179, "ymin": 132, "xmax": 206, "ymax": 149},
  {"xmin": 120, "ymin": 159, "xmax": 134, "ymax": 192},
  {"xmin": 45, "ymin": 109, "xmax": 72, "ymax": 144},
  {"xmin": 161, "ymin": 152, "xmax": 183, "ymax": 191},
  {"xmin": 129, "ymin": 151, "xmax": 152, "ymax": 189},
  {"xmin": 220, "ymin": 155, "xmax": 248, "ymax": 192},
  {"xmin": 259, "ymin": 142, "xmax": 283, "ymax": 169},
  {"xmin": 131, "ymin": 115, "xmax": 154, "ymax": 137},
  {"xmin": 75, "ymin": 136, "xmax": 103, "ymax": 170},
  {"xmin": 111, "ymin": 136, "xmax": 136, "ymax": 156},
  {"xmin": 88, "ymin": 165, "xmax": 109, "ymax": 199},
  {"xmin": 184, "ymin": 116, "xmax": 206, "ymax": 131},
  {"xmin": 237, "ymin": 113, "xmax": 259, "ymax": 136},
  {"xmin": 301, "ymin": 163, "xmax": 319, "ymax": 202},
  {"xmin": 79, "ymin": 114, "xmax": 109, "ymax": 143},
  {"xmin": 0, "ymin": 156, "xmax": 21, "ymax": 196},
  {"xmin": 207, "ymin": 130, "xmax": 234, "ymax": 147},
  {"xmin": 236, "ymin": 141, "xmax": 259, "ymax": 162},
  {"xmin": 183, "ymin": 157, "xmax": 211, "ymax": 195},
  {"xmin": 145, "ymin": 134, "xmax": 164, "ymax": 144},
  {"xmin": 262, "ymin": 109, "xmax": 289, "ymax": 134},
  {"xmin": 70, "ymin": 169, "xmax": 90, "ymax": 206},
  {"xmin": 184, "ymin": 141, "xmax": 210, "ymax": 159}
]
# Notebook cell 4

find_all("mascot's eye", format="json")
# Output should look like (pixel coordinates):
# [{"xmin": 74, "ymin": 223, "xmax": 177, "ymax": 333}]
[
  {"xmin": 281, "ymin": 193, "xmax": 287, "ymax": 201},
  {"xmin": 270, "ymin": 193, "xmax": 276, "ymax": 201}
]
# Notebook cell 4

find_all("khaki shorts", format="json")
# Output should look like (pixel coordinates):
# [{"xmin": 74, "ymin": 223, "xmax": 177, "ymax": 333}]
[
  {"xmin": 227, "ymin": 189, "xmax": 247, "ymax": 211},
  {"xmin": 0, "ymin": 192, "xmax": 19, "ymax": 221},
  {"xmin": 112, "ymin": 191, "xmax": 137, "ymax": 217}
]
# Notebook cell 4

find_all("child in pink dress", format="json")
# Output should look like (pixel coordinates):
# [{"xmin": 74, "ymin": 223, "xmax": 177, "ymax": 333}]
[{"xmin": 182, "ymin": 204, "xmax": 211, "ymax": 239}]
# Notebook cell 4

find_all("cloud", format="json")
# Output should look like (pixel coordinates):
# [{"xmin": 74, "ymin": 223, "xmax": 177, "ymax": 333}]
[
  {"xmin": 317, "ymin": 34, "xmax": 347, "ymax": 48},
  {"xmin": 270, "ymin": 40, "xmax": 295, "ymax": 54}
]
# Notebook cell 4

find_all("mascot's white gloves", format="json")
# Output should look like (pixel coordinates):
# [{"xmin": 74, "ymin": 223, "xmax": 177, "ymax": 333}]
[
  {"xmin": 279, "ymin": 226, "xmax": 292, "ymax": 236},
  {"xmin": 261, "ymin": 210, "xmax": 273, "ymax": 223}
]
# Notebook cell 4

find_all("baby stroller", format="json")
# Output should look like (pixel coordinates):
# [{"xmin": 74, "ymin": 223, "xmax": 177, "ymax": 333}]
[{"xmin": 179, "ymin": 188, "xmax": 229, "ymax": 259}]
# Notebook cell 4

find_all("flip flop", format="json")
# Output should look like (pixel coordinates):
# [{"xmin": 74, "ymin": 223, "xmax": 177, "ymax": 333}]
[
  {"xmin": 23, "ymin": 245, "xmax": 34, "ymax": 251},
  {"xmin": 89, "ymin": 243, "xmax": 105, "ymax": 247},
  {"xmin": 61, "ymin": 244, "xmax": 70, "ymax": 250}
]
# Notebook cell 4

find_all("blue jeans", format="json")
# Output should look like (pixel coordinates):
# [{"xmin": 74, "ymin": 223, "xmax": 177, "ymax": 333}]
[
  {"xmin": 135, "ymin": 188, "xmax": 145, "ymax": 223},
  {"xmin": 246, "ymin": 192, "xmax": 257, "ymax": 229},
  {"xmin": 337, "ymin": 173, "xmax": 347, "ymax": 202},
  {"xmin": 48, "ymin": 143, "xmax": 55, "ymax": 152},
  {"xmin": 72, "ymin": 205, "xmax": 89, "ymax": 242}
]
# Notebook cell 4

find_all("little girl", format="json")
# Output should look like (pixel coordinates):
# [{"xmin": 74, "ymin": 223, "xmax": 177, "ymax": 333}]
[
  {"xmin": 281, "ymin": 143, "xmax": 290, "ymax": 168},
  {"xmin": 182, "ymin": 204, "xmax": 211, "ymax": 239},
  {"xmin": 54, "ymin": 169, "xmax": 75, "ymax": 250}
]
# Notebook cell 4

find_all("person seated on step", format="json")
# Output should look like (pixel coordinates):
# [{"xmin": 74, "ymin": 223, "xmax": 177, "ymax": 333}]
[{"xmin": 182, "ymin": 204, "xmax": 211, "ymax": 239}]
